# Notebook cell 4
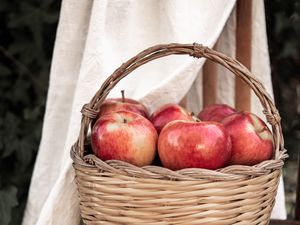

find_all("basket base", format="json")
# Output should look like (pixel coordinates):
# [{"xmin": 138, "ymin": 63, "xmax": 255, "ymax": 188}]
[{"xmin": 73, "ymin": 163, "xmax": 281, "ymax": 225}]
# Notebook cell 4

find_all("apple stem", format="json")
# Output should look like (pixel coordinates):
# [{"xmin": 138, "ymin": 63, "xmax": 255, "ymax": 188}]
[
  {"xmin": 123, "ymin": 118, "xmax": 127, "ymax": 123},
  {"xmin": 121, "ymin": 90, "xmax": 125, "ymax": 102},
  {"xmin": 195, "ymin": 118, "xmax": 201, "ymax": 122},
  {"xmin": 191, "ymin": 112, "xmax": 201, "ymax": 122}
]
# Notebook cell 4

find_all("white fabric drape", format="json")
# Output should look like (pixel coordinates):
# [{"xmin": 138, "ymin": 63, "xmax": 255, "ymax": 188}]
[{"xmin": 23, "ymin": 1, "xmax": 286, "ymax": 224}]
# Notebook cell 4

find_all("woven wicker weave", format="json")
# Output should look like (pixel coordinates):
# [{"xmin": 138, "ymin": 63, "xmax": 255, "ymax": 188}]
[{"xmin": 71, "ymin": 43, "xmax": 287, "ymax": 225}]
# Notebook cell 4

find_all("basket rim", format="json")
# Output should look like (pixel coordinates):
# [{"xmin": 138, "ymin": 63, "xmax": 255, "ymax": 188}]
[
  {"xmin": 70, "ymin": 43, "xmax": 288, "ymax": 181},
  {"xmin": 71, "ymin": 145, "xmax": 287, "ymax": 181}
]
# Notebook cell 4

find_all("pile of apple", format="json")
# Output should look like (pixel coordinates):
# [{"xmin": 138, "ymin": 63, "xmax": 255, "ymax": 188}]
[{"xmin": 91, "ymin": 92, "xmax": 274, "ymax": 170}]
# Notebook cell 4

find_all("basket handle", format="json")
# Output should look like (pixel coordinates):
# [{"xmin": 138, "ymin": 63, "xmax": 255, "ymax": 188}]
[{"xmin": 76, "ymin": 43, "xmax": 284, "ymax": 160}]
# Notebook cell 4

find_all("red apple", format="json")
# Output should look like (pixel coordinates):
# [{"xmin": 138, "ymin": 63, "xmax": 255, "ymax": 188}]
[
  {"xmin": 198, "ymin": 104, "xmax": 237, "ymax": 122},
  {"xmin": 98, "ymin": 91, "xmax": 149, "ymax": 118},
  {"xmin": 222, "ymin": 112, "xmax": 274, "ymax": 165},
  {"xmin": 91, "ymin": 111, "xmax": 158, "ymax": 167},
  {"xmin": 158, "ymin": 120, "xmax": 232, "ymax": 170},
  {"xmin": 92, "ymin": 91, "xmax": 149, "ymax": 127},
  {"xmin": 99, "ymin": 98, "xmax": 149, "ymax": 118},
  {"xmin": 150, "ymin": 103, "xmax": 195, "ymax": 134}
]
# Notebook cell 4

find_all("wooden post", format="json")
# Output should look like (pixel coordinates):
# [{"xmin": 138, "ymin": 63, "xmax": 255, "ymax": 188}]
[
  {"xmin": 235, "ymin": 0, "xmax": 252, "ymax": 111},
  {"xmin": 203, "ymin": 58, "xmax": 217, "ymax": 107}
]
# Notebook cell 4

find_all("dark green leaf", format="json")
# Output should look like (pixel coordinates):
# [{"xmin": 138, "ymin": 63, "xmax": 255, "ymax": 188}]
[
  {"xmin": 16, "ymin": 138, "xmax": 34, "ymax": 171},
  {"xmin": 0, "ymin": 64, "xmax": 11, "ymax": 76},
  {"xmin": 42, "ymin": 10, "xmax": 60, "ymax": 24},
  {"xmin": 0, "ymin": 186, "xmax": 18, "ymax": 225},
  {"xmin": 0, "ymin": 1, "xmax": 10, "ymax": 12}
]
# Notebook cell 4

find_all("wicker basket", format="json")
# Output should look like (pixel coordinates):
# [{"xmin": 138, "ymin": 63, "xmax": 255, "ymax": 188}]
[{"xmin": 71, "ymin": 43, "xmax": 287, "ymax": 225}]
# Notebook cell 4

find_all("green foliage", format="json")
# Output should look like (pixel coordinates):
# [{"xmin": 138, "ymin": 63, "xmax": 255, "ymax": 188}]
[
  {"xmin": 0, "ymin": 186, "xmax": 18, "ymax": 225},
  {"xmin": 265, "ymin": 0, "xmax": 300, "ymax": 219},
  {"xmin": 265, "ymin": 0, "xmax": 300, "ymax": 160},
  {"xmin": 0, "ymin": 0, "xmax": 60, "ymax": 224}
]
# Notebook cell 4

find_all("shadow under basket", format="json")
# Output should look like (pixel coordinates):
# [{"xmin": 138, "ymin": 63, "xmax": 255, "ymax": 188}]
[{"xmin": 71, "ymin": 43, "xmax": 288, "ymax": 225}]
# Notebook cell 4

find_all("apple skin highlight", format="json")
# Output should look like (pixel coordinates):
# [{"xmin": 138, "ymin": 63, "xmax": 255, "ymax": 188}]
[
  {"xmin": 91, "ymin": 111, "xmax": 157, "ymax": 167},
  {"xmin": 222, "ymin": 112, "xmax": 274, "ymax": 166},
  {"xmin": 158, "ymin": 120, "xmax": 232, "ymax": 170},
  {"xmin": 198, "ymin": 104, "xmax": 237, "ymax": 122},
  {"xmin": 99, "ymin": 98, "xmax": 149, "ymax": 118},
  {"xmin": 150, "ymin": 103, "xmax": 194, "ymax": 134}
]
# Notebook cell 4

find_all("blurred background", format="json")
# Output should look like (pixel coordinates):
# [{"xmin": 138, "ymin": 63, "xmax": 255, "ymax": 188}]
[{"xmin": 0, "ymin": 0, "xmax": 299, "ymax": 224}]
